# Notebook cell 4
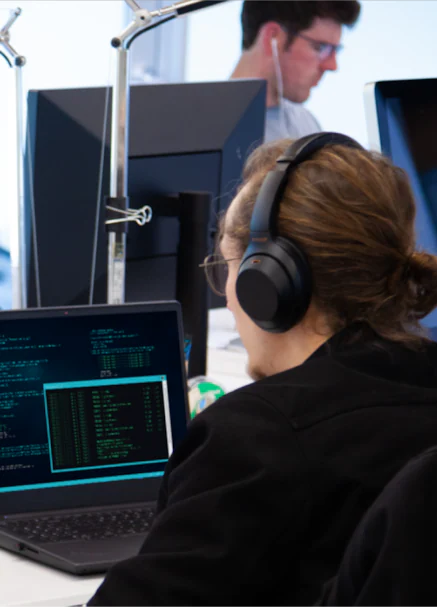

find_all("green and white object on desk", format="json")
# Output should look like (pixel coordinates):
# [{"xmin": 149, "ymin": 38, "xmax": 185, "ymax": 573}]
[{"xmin": 188, "ymin": 376, "xmax": 226, "ymax": 419}]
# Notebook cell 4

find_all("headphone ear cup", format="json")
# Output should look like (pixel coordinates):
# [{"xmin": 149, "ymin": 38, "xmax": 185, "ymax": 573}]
[
  {"xmin": 236, "ymin": 132, "xmax": 362, "ymax": 334},
  {"xmin": 275, "ymin": 235, "xmax": 312, "ymax": 303},
  {"xmin": 236, "ymin": 237, "xmax": 312, "ymax": 333}
]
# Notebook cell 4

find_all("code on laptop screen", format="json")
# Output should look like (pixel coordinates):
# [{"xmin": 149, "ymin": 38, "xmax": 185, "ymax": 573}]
[
  {"xmin": 44, "ymin": 376, "xmax": 171, "ymax": 473},
  {"xmin": 0, "ymin": 307, "xmax": 186, "ymax": 493}
]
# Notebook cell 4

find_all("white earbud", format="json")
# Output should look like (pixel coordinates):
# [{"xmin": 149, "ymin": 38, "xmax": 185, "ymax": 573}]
[
  {"xmin": 271, "ymin": 37, "xmax": 286, "ymax": 133},
  {"xmin": 271, "ymin": 37, "xmax": 278, "ymax": 56}
]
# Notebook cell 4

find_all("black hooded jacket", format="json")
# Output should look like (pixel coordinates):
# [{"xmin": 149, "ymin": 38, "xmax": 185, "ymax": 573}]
[
  {"xmin": 318, "ymin": 445, "xmax": 437, "ymax": 605},
  {"xmin": 88, "ymin": 326, "xmax": 437, "ymax": 606}
]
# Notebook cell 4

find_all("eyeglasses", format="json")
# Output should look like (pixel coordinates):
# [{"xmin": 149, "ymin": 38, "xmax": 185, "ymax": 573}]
[
  {"xmin": 199, "ymin": 253, "xmax": 240, "ymax": 297},
  {"xmin": 292, "ymin": 31, "xmax": 342, "ymax": 61}
]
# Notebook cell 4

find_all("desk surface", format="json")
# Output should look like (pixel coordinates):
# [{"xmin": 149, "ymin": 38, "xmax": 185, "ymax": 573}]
[
  {"xmin": 0, "ymin": 549, "xmax": 103, "ymax": 607},
  {"xmin": 0, "ymin": 308, "xmax": 250, "ymax": 607}
]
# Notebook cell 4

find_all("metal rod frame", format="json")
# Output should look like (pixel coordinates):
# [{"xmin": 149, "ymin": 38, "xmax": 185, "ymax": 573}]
[
  {"xmin": 0, "ymin": 8, "xmax": 26, "ymax": 310},
  {"xmin": 107, "ymin": 0, "xmax": 207, "ymax": 304}
]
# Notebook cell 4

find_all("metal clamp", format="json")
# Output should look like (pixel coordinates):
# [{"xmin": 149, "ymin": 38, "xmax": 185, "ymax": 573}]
[
  {"xmin": 111, "ymin": 0, "xmax": 210, "ymax": 49},
  {"xmin": 106, "ymin": 204, "xmax": 153, "ymax": 227},
  {"xmin": 0, "ymin": 8, "xmax": 26, "ymax": 66},
  {"xmin": 111, "ymin": 5, "xmax": 154, "ymax": 49}
]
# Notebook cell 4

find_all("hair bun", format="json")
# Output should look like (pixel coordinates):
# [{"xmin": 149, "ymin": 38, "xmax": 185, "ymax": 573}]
[{"xmin": 405, "ymin": 251, "xmax": 437, "ymax": 319}]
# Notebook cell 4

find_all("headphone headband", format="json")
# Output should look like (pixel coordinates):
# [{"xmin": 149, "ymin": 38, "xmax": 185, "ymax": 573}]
[{"xmin": 249, "ymin": 132, "xmax": 364, "ymax": 235}]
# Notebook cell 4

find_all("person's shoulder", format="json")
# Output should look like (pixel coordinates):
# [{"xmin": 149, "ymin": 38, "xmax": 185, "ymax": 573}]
[
  {"xmin": 199, "ymin": 335, "xmax": 437, "ymax": 431},
  {"xmin": 168, "ymin": 376, "xmax": 308, "ymax": 483},
  {"xmin": 194, "ymin": 365, "xmax": 313, "ymax": 428},
  {"xmin": 264, "ymin": 99, "xmax": 321, "ymax": 141},
  {"xmin": 196, "ymin": 379, "xmax": 290, "ymax": 425},
  {"xmin": 282, "ymin": 98, "xmax": 321, "ymax": 130}
]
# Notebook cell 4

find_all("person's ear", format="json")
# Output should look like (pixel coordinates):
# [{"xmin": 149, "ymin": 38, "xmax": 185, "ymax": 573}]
[{"xmin": 259, "ymin": 22, "xmax": 284, "ymax": 57}]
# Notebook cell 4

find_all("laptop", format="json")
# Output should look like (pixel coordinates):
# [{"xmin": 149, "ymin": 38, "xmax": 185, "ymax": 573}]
[{"xmin": 0, "ymin": 301, "xmax": 189, "ymax": 575}]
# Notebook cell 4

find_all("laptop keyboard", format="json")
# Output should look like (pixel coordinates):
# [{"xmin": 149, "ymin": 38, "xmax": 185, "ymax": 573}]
[{"xmin": 1, "ymin": 504, "xmax": 155, "ymax": 544}]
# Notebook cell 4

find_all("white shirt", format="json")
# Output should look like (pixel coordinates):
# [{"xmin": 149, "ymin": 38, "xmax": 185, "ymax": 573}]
[{"xmin": 265, "ymin": 98, "xmax": 321, "ymax": 142}]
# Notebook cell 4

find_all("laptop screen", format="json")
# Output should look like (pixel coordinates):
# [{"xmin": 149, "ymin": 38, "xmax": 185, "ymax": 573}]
[{"xmin": 0, "ymin": 302, "xmax": 188, "ymax": 496}]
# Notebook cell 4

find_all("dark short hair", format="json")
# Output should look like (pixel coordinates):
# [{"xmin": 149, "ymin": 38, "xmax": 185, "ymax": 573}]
[{"xmin": 241, "ymin": 1, "xmax": 361, "ymax": 50}]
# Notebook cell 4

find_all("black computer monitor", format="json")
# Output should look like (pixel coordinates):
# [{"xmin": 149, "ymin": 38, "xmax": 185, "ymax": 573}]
[
  {"xmin": 24, "ymin": 79, "xmax": 266, "ymax": 375},
  {"xmin": 364, "ymin": 78, "xmax": 437, "ymax": 328}
]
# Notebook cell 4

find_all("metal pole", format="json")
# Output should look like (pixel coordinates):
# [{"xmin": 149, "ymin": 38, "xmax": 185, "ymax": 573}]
[
  {"xmin": 106, "ymin": 4, "xmax": 153, "ymax": 305},
  {"xmin": 106, "ymin": 0, "xmax": 216, "ymax": 304},
  {"xmin": 107, "ymin": 47, "xmax": 129, "ymax": 305},
  {"xmin": 0, "ymin": 8, "xmax": 26, "ymax": 309},
  {"xmin": 13, "ymin": 64, "xmax": 26, "ymax": 309}
]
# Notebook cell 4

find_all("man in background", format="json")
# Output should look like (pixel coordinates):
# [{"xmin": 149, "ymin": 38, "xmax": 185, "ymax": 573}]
[{"xmin": 231, "ymin": 1, "xmax": 361, "ymax": 142}]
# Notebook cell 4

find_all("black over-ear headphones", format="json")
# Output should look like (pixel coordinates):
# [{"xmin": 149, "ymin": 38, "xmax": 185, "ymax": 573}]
[{"xmin": 236, "ymin": 132, "xmax": 364, "ymax": 333}]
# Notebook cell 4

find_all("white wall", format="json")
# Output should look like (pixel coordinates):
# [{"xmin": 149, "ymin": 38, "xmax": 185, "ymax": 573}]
[
  {"xmin": 184, "ymin": 0, "xmax": 437, "ymax": 147},
  {"xmin": 131, "ymin": 1, "xmax": 187, "ymax": 84},
  {"xmin": 305, "ymin": 1, "xmax": 437, "ymax": 145},
  {"xmin": 185, "ymin": 0, "xmax": 242, "ymax": 82},
  {"xmin": 0, "ymin": 0, "xmax": 128, "ymax": 251}
]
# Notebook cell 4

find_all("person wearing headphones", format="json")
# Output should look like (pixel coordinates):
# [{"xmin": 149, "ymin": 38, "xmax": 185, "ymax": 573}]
[
  {"xmin": 231, "ymin": 1, "xmax": 360, "ymax": 142},
  {"xmin": 88, "ymin": 133, "xmax": 437, "ymax": 606}
]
